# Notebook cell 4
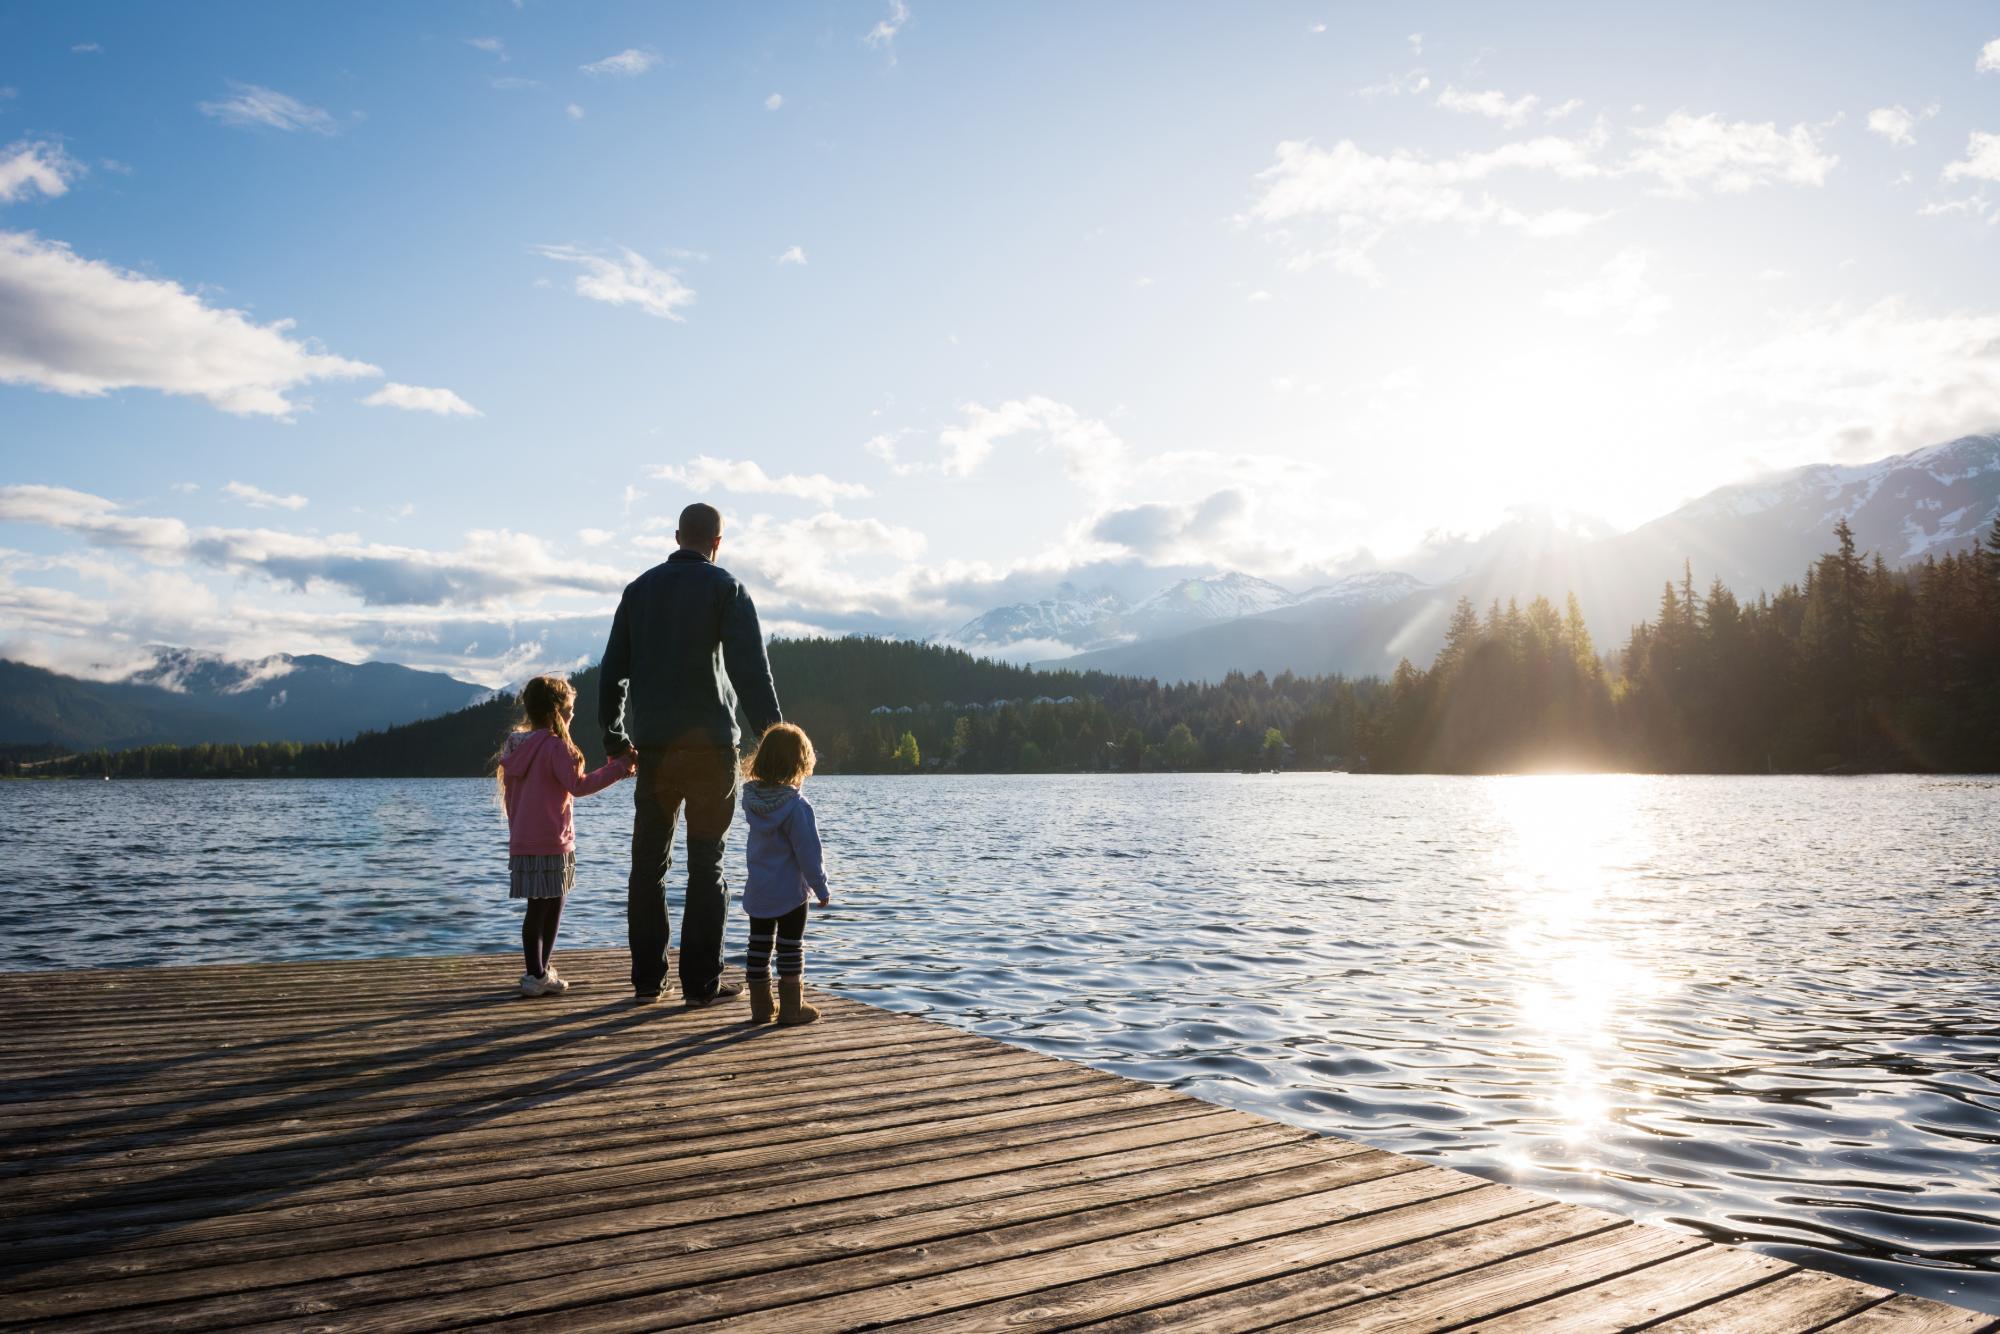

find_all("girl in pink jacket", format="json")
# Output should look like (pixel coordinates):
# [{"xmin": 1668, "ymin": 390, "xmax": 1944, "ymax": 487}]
[{"xmin": 497, "ymin": 675, "xmax": 635, "ymax": 996}]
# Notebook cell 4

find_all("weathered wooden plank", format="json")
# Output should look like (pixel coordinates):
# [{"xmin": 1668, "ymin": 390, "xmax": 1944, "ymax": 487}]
[
  {"xmin": 887, "ymin": 1188, "xmax": 1549, "ymax": 1332},
  {"xmin": 0, "ymin": 1032, "xmax": 1011, "ymax": 1156},
  {"xmin": 23, "ymin": 1138, "xmax": 1375, "ymax": 1331},
  {"xmin": 1056, "ymin": 1200, "xmax": 1623, "ymax": 1334},
  {"xmin": 646, "ymin": 1168, "xmax": 1483, "ymax": 1334},
  {"xmin": 0, "ymin": 1088, "xmax": 1196, "ymax": 1268},
  {"xmin": 1646, "ymin": 1267, "xmax": 1900, "ymax": 1332},
  {"xmin": 1458, "ymin": 1242, "xmax": 1795, "ymax": 1330},
  {"xmin": 1, "ymin": 1057, "xmax": 1096, "ymax": 1202},
  {"xmin": 1274, "ymin": 1221, "xmax": 1703, "ymax": 1331},
  {"xmin": 5, "ymin": 1104, "xmax": 1249, "ymax": 1290},
  {"xmin": 0, "ymin": 950, "xmax": 1985, "ymax": 1334},
  {"xmin": 0, "ymin": 1021, "xmax": 980, "ymax": 1133},
  {"xmin": 1819, "ymin": 1294, "xmax": 2000, "ymax": 1333}
]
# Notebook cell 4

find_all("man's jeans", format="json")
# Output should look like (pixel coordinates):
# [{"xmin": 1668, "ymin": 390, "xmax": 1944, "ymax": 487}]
[{"xmin": 629, "ymin": 744, "xmax": 738, "ymax": 1000}]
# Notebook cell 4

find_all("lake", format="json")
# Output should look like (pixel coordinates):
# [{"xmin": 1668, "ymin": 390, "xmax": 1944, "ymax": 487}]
[{"xmin": 5, "ymin": 772, "xmax": 1997, "ymax": 1313}]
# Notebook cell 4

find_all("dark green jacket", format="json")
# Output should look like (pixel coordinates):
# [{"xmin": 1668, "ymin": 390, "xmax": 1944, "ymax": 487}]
[{"xmin": 599, "ymin": 550, "xmax": 782, "ymax": 753}]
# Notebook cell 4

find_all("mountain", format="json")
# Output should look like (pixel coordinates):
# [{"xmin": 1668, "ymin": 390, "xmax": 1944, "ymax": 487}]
[
  {"xmin": 0, "ymin": 649, "xmax": 489, "ymax": 749},
  {"xmin": 1044, "ymin": 435, "xmax": 2000, "ymax": 683},
  {"xmin": 1124, "ymin": 572, "xmax": 1298, "ymax": 638},
  {"xmin": 1457, "ymin": 432, "xmax": 2000, "ymax": 643},
  {"xmin": 945, "ymin": 583, "xmax": 1128, "ymax": 655}
]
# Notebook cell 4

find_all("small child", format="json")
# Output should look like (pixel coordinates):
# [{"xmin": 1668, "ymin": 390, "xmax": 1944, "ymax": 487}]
[
  {"xmin": 739, "ymin": 722, "xmax": 832, "ymax": 1025},
  {"xmin": 497, "ymin": 674, "xmax": 635, "ymax": 997}
]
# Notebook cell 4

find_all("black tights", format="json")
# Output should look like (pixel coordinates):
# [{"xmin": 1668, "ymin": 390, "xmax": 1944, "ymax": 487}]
[{"xmin": 521, "ymin": 896, "xmax": 565, "ymax": 977}]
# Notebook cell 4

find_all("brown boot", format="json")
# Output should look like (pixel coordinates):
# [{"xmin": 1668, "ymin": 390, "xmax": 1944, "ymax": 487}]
[
  {"xmin": 777, "ymin": 976, "xmax": 820, "ymax": 1026},
  {"xmin": 748, "ymin": 977, "xmax": 775, "ymax": 1024}
]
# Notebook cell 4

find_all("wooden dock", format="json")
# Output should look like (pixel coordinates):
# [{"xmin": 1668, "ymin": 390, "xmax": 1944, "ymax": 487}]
[{"xmin": 0, "ymin": 949, "xmax": 1989, "ymax": 1332}]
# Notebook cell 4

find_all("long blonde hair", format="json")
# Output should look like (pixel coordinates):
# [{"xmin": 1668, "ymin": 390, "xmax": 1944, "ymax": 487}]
[
  {"xmin": 518, "ymin": 675, "xmax": 586, "ymax": 771},
  {"xmin": 492, "ymin": 675, "xmax": 585, "ymax": 810}
]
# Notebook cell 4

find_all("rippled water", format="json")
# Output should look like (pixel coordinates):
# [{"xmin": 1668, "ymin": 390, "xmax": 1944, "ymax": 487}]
[{"xmin": 7, "ymin": 773, "xmax": 1998, "ymax": 1312}]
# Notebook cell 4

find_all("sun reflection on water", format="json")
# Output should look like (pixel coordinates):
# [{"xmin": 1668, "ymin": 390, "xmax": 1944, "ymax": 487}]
[{"xmin": 1491, "ymin": 774, "xmax": 1676, "ymax": 1179}]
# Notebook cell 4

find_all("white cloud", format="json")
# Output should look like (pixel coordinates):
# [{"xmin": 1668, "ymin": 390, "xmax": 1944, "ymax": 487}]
[
  {"xmin": 0, "ymin": 140, "xmax": 83, "ymax": 204},
  {"xmin": 223, "ymin": 481, "xmax": 308, "ymax": 511},
  {"xmin": 1979, "ymin": 38, "xmax": 2000, "ymax": 74},
  {"xmin": 71, "ymin": 42, "xmax": 101, "ymax": 54},
  {"xmin": 566, "ymin": 103, "xmax": 585, "ymax": 121},
  {"xmin": 1917, "ymin": 195, "xmax": 1993, "ymax": 222},
  {"xmin": 0, "ymin": 230, "xmax": 380, "ymax": 416},
  {"xmin": 1943, "ymin": 131, "xmax": 2000, "ymax": 184},
  {"xmin": 865, "ymin": 0, "xmax": 910, "ymax": 56},
  {"xmin": 580, "ymin": 48, "xmax": 658, "ymax": 77},
  {"xmin": 1623, "ymin": 111, "xmax": 1837, "ymax": 196},
  {"xmin": 535, "ymin": 244, "xmax": 695, "ymax": 321},
  {"xmin": 1437, "ymin": 86, "xmax": 1540, "ymax": 128},
  {"xmin": 1867, "ymin": 104, "xmax": 1937, "ymax": 147},
  {"xmin": 649, "ymin": 456, "xmax": 872, "ymax": 506},
  {"xmin": 1544, "ymin": 98, "xmax": 1583, "ymax": 123},
  {"xmin": 1544, "ymin": 248, "xmax": 1671, "ymax": 335},
  {"xmin": 888, "ymin": 396, "xmax": 1131, "ymax": 486},
  {"xmin": 578, "ymin": 528, "xmax": 614, "ymax": 547},
  {"xmin": 1246, "ymin": 132, "xmax": 1608, "ymax": 280},
  {"xmin": 1731, "ymin": 299, "xmax": 2000, "ymax": 463},
  {"xmin": 776, "ymin": 245, "xmax": 807, "ymax": 265},
  {"xmin": 465, "ymin": 36, "xmax": 505, "ymax": 57},
  {"xmin": 1090, "ymin": 489, "xmax": 1252, "ymax": 559},
  {"xmin": 765, "ymin": 93, "xmax": 784, "ymax": 110},
  {"xmin": 1307, "ymin": 22, "xmax": 1326, "ymax": 35},
  {"xmin": 1408, "ymin": 32, "xmax": 1423, "ymax": 55},
  {"xmin": 0, "ymin": 486, "xmax": 629, "ymax": 608},
  {"xmin": 491, "ymin": 77, "xmax": 543, "ymax": 91},
  {"xmin": 0, "ymin": 485, "xmax": 190, "ymax": 555},
  {"xmin": 1356, "ymin": 69, "xmax": 1430, "ymax": 98},
  {"xmin": 197, "ymin": 83, "xmax": 337, "ymax": 135},
  {"xmin": 361, "ymin": 382, "xmax": 482, "ymax": 417},
  {"xmin": 1247, "ymin": 289, "xmax": 1271, "ymax": 302}
]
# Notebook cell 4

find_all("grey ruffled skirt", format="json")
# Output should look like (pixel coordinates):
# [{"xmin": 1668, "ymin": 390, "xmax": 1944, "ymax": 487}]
[{"xmin": 509, "ymin": 852, "xmax": 575, "ymax": 899}]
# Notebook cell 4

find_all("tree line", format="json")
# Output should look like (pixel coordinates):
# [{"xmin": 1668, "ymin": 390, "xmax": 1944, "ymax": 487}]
[{"xmin": 8, "ymin": 519, "xmax": 1997, "ymax": 779}]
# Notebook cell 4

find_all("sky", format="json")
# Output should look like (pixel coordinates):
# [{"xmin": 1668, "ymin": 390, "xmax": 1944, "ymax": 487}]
[{"xmin": 3, "ymin": 1, "xmax": 2000, "ymax": 685}]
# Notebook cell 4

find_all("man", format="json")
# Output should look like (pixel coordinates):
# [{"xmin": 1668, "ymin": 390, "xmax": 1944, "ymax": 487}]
[{"xmin": 599, "ymin": 502, "xmax": 783, "ymax": 1007}]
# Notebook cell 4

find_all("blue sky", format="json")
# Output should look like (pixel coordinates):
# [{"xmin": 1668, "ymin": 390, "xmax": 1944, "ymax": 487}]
[{"xmin": 4, "ymin": 2, "xmax": 2000, "ymax": 683}]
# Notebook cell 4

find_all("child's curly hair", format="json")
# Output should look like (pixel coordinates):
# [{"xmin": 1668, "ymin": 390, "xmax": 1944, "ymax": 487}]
[{"xmin": 744, "ymin": 722, "xmax": 815, "ymax": 787}]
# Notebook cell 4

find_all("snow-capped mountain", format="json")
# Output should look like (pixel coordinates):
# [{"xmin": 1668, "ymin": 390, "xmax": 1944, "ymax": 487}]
[
  {"xmin": 1126, "ymin": 572, "xmax": 1298, "ymax": 638},
  {"xmin": 0, "ymin": 648, "xmax": 489, "ymax": 749},
  {"xmin": 947, "ymin": 570, "xmax": 1436, "ymax": 663},
  {"xmin": 1052, "ymin": 433, "xmax": 2000, "ymax": 683},
  {"xmin": 1294, "ymin": 571, "xmax": 1430, "ymax": 608},
  {"xmin": 945, "ymin": 584, "xmax": 1129, "ymax": 654}
]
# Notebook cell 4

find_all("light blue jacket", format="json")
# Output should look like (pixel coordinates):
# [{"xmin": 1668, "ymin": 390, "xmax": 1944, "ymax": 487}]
[{"xmin": 740, "ymin": 781, "xmax": 830, "ymax": 917}]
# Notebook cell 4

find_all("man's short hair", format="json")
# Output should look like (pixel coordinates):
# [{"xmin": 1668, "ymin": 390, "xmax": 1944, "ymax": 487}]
[{"xmin": 678, "ymin": 502, "xmax": 723, "ymax": 546}]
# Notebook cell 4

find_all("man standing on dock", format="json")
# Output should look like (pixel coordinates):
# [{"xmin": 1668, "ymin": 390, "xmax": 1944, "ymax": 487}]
[{"xmin": 599, "ymin": 502, "xmax": 784, "ymax": 1008}]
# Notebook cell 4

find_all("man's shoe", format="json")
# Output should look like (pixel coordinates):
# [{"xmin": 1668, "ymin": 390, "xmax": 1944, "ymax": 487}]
[
  {"xmin": 539, "ymin": 966, "xmax": 570, "ymax": 995},
  {"xmin": 519, "ymin": 972, "xmax": 545, "ymax": 998},
  {"xmin": 633, "ymin": 991, "xmax": 662, "ymax": 1005},
  {"xmin": 683, "ymin": 979, "xmax": 745, "ymax": 1009}
]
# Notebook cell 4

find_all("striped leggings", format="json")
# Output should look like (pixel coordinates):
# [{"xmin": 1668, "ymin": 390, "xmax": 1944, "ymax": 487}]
[{"xmin": 744, "ymin": 904, "xmax": 808, "ymax": 981}]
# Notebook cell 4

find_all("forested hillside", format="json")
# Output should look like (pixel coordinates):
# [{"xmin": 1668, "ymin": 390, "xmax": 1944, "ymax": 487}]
[{"xmin": 11, "ymin": 520, "xmax": 1998, "ymax": 778}]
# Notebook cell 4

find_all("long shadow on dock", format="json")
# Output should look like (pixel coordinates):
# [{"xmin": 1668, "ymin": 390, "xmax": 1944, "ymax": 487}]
[{"xmin": 0, "ymin": 992, "xmax": 766, "ymax": 1277}]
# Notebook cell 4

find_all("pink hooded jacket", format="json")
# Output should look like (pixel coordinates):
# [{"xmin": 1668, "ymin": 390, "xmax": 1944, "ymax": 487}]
[{"xmin": 500, "ymin": 729, "xmax": 633, "ymax": 856}]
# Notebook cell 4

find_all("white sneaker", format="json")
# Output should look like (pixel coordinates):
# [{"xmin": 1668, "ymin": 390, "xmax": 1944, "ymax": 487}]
[
  {"xmin": 540, "ymin": 966, "xmax": 570, "ymax": 995},
  {"xmin": 519, "ymin": 972, "xmax": 545, "ymax": 997}
]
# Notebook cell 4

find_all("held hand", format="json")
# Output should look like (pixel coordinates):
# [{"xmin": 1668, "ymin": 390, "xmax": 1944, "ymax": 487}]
[{"xmin": 814, "ymin": 892, "xmax": 832, "ymax": 910}]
